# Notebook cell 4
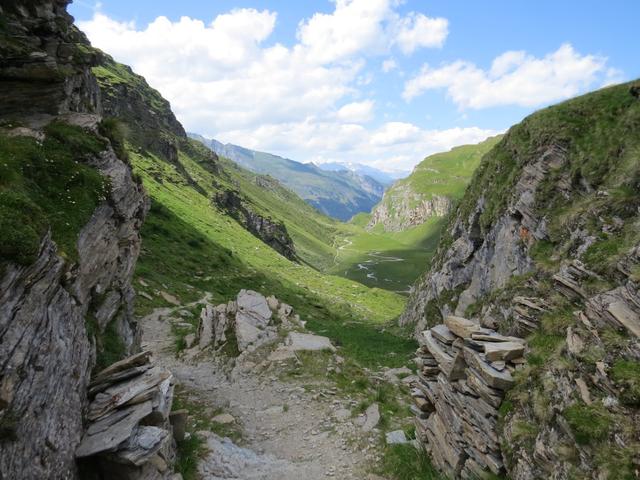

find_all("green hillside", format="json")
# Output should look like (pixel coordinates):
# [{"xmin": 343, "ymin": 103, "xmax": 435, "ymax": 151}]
[
  {"xmin": 406, "ymin": 80, "xmax": 640, "ymax": 478},
  {"xmin": 368, "ymin": 135, "xmax": 502, "ymax": 231},
  {"xmin": 329, "ymin": 137, "xmax": 500, "ymax": 293},
  {"xmin": 92, "ymin": 56, "xmax": 415, "ymax": 368},
  {"xmin": 394, "ymin": 136, "xmax": 502, "ymax": 200},
  {"xmin": 190, "ymin": 134, "xmax": 384, "ymax": 221}
]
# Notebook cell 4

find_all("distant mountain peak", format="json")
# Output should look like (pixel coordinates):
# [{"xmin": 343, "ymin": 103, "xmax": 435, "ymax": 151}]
[{"xmin": 188, "ymin": 133, "xmax": 386, "ymax": 221}]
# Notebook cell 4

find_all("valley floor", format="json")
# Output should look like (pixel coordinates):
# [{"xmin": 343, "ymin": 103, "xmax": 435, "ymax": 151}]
[
  {"xmin": 141, "ymin": 299, "xmax": 398, "ymax": 480},
  {"xmin": 330, "ymin": 218, "xmax": 444, "ymax": 294}
]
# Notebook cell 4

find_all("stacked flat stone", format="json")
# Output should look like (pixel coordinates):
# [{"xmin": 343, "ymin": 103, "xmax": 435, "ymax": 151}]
[
  {"xmin": 76, "ymin": 352, "xmax": 179, "ymax": 479},
  {"xmin": 412, "ymin": 316, "xmax": 526, "ymax": 479}
]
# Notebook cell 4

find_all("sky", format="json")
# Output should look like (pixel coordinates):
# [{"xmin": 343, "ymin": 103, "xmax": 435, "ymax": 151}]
[{"xmin": 70, "ymin": 0, "xmax": 638, "ymax": 173}]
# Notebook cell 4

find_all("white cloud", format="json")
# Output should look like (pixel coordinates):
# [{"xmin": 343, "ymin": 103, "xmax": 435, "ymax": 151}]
[
  {"xmin": 218, "ymin": 121, "xmax": 499, "ymax": 171},
  {"xmin": 297, "ymin": 0, "xmax": 392, "ymax": 63},
  {"xmin": 78, "ymin": 3, "xmax": 508, "ymax": 172},
  {"xmin": 336, "ymin": 100, "xmax": 375, "ymax": 122},
  {"xmin": 371, "ymin": 122, "xmax": 421, "ymax": 146},
  {"xmin": 403, "ymin": 43, "xmax": 614, "ymax": 108},
  {"xmin": 382, "ymin": 58, "xmax": 397, "ymax": 72},
  {"xmin": 394, "ymin": 13, "xmax": 448, "ymax": 54},
  {"xmin": 296, "ymin": 0, "xmax": 448, "ymax": 63}
]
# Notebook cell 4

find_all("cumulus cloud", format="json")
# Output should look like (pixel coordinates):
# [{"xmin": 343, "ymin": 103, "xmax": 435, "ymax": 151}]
[
  {"xmin": 218, "ymin": 121, "xmax": 499, "ymax": 171},
  {"xmin": 403, "ymin": 43, "xmax": 613, "ymax": 108},
  {"xmin": 78, "ymin": 1, "xmax": 460, "ymax": 171},
  {"xmin": 382, "ymin": 58, "xmax": 397, "ymax": 72},
  {"xmin": 394, "ymin": 13, "xmax": 448, "ymax": 54},
  {"xmin": 336, "ymin": 100, "xmax": 375, "ymax": 122},
  {"xmin": 297, "ymin": 0, "xmax": 448, "ymax": 63}
]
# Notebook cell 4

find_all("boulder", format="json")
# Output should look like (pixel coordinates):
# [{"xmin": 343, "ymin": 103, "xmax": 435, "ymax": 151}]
[
  {"xmin": 362, "ymin": 403, "xmax": 380, "ymax": 432},
  {"xmin": 88, "ymin": 367, "xmax": 172, "ymax": 421},
  {"xmin": 607, "ymin": 300, "xmax": 640, "ymax": 337},
  {"xmin": 76, "ymin": 401, "xmax": 153, "ymax": 458},
  {"xmin": 198, "ymin": 305, "xmax": 214, "ymax": 349},
  {"xmin": 284, "ymin": 332, "xmax": 336, "ymax": 352},
  {"xmin": 431, "ymin": 324, "xmax": 455, "ymax": 344},
  {"xmin": 463, "ymin": 348, "xmax": 514, "ymax": 390},
  {"xmin": 266, "ymin": 295, "xmax": 279, "ymax": 311},
  {"xmin": 386, "ymin": 430, "xmax": 408, "ymax": 445},
  {"xmin": 235, "ymin": 318, "xmax": 264, "ymax": 352},
  {"xmin": 169, "ymin": 410, "xmax": 188, "ymax": 442},
  {"xmin": 109, "ymin": 426, "xmax": 170, "ymax": 466},
  {"xmin": 236, "ymin": 290, "xmax": 272, "ymax": 322}
]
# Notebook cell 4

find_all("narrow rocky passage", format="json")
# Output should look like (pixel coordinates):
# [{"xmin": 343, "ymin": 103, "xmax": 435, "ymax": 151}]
[{"xmin": 140, "ymin": 299, "xmax": 390, "ymax": 480}]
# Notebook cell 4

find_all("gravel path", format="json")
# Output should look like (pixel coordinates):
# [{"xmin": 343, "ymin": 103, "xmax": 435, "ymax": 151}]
[{"xmin": 140, "ymin": 300, "xmax": 388, "ymax": 480}]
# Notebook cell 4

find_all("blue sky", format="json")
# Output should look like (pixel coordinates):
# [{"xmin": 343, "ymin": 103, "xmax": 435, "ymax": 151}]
[{"xmin": 71, "ymin": 0, "xmax": 637, "ymax": 172}]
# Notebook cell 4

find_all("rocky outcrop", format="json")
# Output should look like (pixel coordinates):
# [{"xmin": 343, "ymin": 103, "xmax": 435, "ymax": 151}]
[
  {"xmin": 197, "ymin": 290, "xmax": 304, "ymax": 356},
  {"xmin": 95, "ymin": 54, "xmax": 185, "ymax": 164},
  {"xmin": 76, "ymin": 352, "xmax": 177, "ymax": 479},
  {"xmin": 412, "ymin": 318, "xmax": 526, "ymax": 478},
  {"xmin": 0, "ymin": 0, "xmax": 101, "ymax": 117},
  {"xmin": 367, "ymin": 188, "xmax": 452, "ymax": 232},
  {"xmin": 400, "ymin": 143, "xmax": 564, "ymax": 331},
  {"xmin": 400, "ymin": 83, "xmax": 640, "ymax": 479},
  {"xmin": 0, "ymin": 2, "xmax": 152, "ymax": 479},
  {"xmin": 0, "ymin": 116, "xmax": 148, "ymax": 479},
  {"xmin": 214, "ymin": 189, "xmax": 297, "ymax": 260}
]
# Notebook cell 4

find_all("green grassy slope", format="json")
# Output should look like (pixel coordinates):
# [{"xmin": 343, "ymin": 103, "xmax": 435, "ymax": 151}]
[
  {"xmin": 0, "ymin": 122, "xmax": 108, "ymax": 268},
  {"xmin": 197, "ymin": 144, "xmax": 343, "ymax": 271},
  {"xmin": 190, "ymin": 134, "xmax": 384, "ymax": 221},
  {"xmin": 330, "ymin": 216, "xmax": 445, "ymax": 293},
  {"xmin": 129, "ymin": 145, "xmax": 415, "ymax": 367},
  {"xmin": 331, "ymin": 137, "xmax": 500, "ymax": 293},
  {"xmin": 91, "ymin": 57, "xmax": 416, "ymax": 368},
  {"xmin": 370, "ymin": 135, "xmax": 502, "ymax": 226}
]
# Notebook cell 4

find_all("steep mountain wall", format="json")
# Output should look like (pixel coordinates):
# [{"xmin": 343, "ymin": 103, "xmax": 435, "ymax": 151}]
[
  {"xmin": 367, "ymin": 137, "xmax": 500, "ymax": 232},
  {"xmin": 402, "ymin": 82, "xmax": 640, "ymax": 478},
  {"xmin": 0, "ymin": 2, "xmax": 148, "ymax": 478},
  {"xmin": 368, "ymin": 189, "xmax": 452, "ymax": 232}
]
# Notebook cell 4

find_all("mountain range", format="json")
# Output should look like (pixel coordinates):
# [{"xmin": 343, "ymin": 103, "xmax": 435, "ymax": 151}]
[
  {"xmin": 315, "ymin": 161, "xmax": 408, "ymax": 186},
  {"xmin": 189, "ymin": 133, "xmax": 388, "ymax": 221}
]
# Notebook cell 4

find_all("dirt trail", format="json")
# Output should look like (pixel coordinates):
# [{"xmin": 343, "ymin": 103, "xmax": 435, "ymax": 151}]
[{"xmin": 140, "ymin": 300, "xmax": 388, "ymax": 480}]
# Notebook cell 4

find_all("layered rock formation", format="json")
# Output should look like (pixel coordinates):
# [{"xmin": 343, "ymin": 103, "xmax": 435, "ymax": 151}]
[
  {"xmin": 0, "ymin": 2, "xmax": 153, "ymax": 478},
  {"xmin": 213, "ymin": 189, "xmax": 297, "ymax": 260},
  {"xmin": 401, "ymin": 82, "xmax": 640, "ymax": 478},
  {"xmin": 0, "ymin": 114, "xmax": 148, "ymax": 479},
  {"xmin": 0, "ymin": 0, "xmax": 101, "ymax": 117},
  {"xmin": 412, "ymin": 317, "xmax": 525, "ymax": 477},
  {"xmin": 76, "ymin": 352, "xmax": 177, "ymax": 479},
  {"xmin": 366, "ymin": 137, "xmax": 499, "ymax": 233},
  {"xmin": 367, "ymin": 188, "xmax": 452, "ymax": 232}
]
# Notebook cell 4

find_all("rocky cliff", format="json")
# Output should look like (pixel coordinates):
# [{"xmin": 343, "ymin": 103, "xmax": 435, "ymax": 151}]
[
  {"xmin": 213, "ymin": 188, "xmax": 297, "ymax": 261},
  {"xmin": 0, "ymin": 2, "xmax": 152, "ymax": 478},
  {"xmin": 401, "ymin": 82, "xmax": 640, "ymax": 478},
  {"xmin": 368, "ymin": 187, "xmax": 452, "ymax": 232},
  {"xmin": 367, "ymin": 137, "xmax": 500, "ymax": 232}
]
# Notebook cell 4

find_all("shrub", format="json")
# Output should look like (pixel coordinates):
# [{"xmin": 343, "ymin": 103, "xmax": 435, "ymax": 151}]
[
  {"xmin": 99, "ymin": 117, "xmax": 129, "ymax": 162},
  {"xmin": 379, "ymin": 444, "xmax": 443, "ymax": 480},
  {"xmin": 563, "ymin": 404, "xmax": 612, "ymax": 445},
  {"xmin": 0, "ymin": 190, "xmax": 46, "ymax": 265},
  {"xmin": 611, "ymin": 360, "xmax": 640, "ymax": 406}
]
